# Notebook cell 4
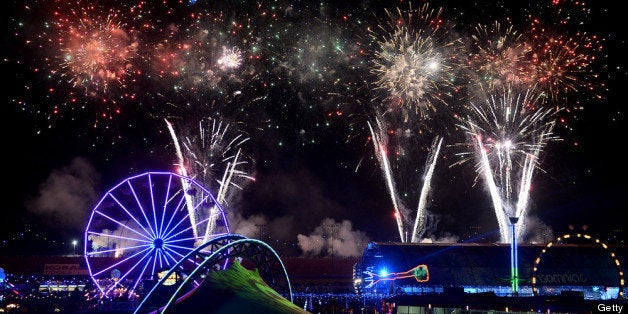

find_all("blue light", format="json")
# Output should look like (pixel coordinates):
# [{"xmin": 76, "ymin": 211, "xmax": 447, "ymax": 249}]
[{"xmin": 379, "ymin": 267, "xmax": 389, "ymax": 277}]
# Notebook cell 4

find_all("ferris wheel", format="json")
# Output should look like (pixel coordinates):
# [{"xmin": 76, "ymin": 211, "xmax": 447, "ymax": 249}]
[{"xmin": 84, "ymin": 171, "xmax": 230, "ymax": 298}]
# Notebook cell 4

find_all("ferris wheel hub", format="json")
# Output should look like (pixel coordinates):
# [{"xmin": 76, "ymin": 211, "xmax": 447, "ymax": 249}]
[{"xmin": 153, "ymin": 238, "xmax": 164, "ymax": 249}]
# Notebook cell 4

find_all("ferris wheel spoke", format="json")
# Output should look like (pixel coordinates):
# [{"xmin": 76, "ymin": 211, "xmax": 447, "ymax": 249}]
[
  {"xmin": 108, "ymin": 193, "xmax": 154, "ymax": 239},
  {"xmin": 160, "ymin": 192, "xmax": 187, "ymax": 240},
  {"xmin": 157, "ymin": 249, "xmax": 165, "ymax": 269},
  {"xmin": 127, "ymin": 181, "xmax": 157, "ymax": 239},
  {"xmin": 163, "ymin": 235, "xmax": 203, "ymax": 244},
  {"xmin": 86, "ymin": 243, "xmax": 150, "ymax": 256},
  {"xmin": 163, "ymin": 250, "xmax": 176, "ymax": 268},
  {"xmin": 162, "ymin": 248, "xmax": 179, "ymax": 266},
  {"xmin": 157, "ymin": 174, "xmax": 174, "ymax": 239},
  {"xmin": 105, "ymin": 249, "xmax": 154, "ymax": 295},
  {"xmin": 128, "ymin": 254, "xmax": 153, "ymax": 298},
  {"xmin": 164, "ymin": 194, "xmax": 212, "ymax": 242},
  {"xmin": 148, "ymin": 174, "xmax": 160, "ymax": 240},
  {"xmin": 150, "ymin": 249, "xmax": 159, "ymax": 281},
  {"xmin": 87, "ymin": 231, "xmax": 152, "ymax": 244},
  {"xmin": 164, "ymin": 246, "xmax": 201, "ymax": 267},
  {"xmin": 189, "ymin": 193, "xmax": 212, "ymax": 215},
  {"xmin": 94, "ymin": 210, "xmax": 152, "ymax": 241},
  {"xmin": 160, "ymin": 211, "xmax": 192, "ymax": 242},
  {"xmin": 163, "ymin": 216, "xmax": 211, "ymax": 243},
  {"xmin": 93, "ymin": 246, "xmax": 152, "ymax": 277},
  {"xmin": 163, "ymin": 243, "xmax": 198, "ymax": 252}
]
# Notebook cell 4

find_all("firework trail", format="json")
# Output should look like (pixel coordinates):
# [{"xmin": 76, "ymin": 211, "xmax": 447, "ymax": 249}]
[
  {"xmin": 368, "ymin": 113, "xmax": 444, "ymax": 243},
  {"xmin": 455, "ymin": 87, "xmax": 558, "ymax": 242},
  {"xmin": 165, "ymin": 119, "xmax": 200, "ymax": 240},
  {"xmin": 166, "ymin": 117, "xmax": 255, "ymax": 244},
  {"xmin": 368, "ymin": 117, "xmax": 405, "ymax": 242},
  {"xmin": 411, "ymin": 136, "xmax": 442, "ymax": 243}
]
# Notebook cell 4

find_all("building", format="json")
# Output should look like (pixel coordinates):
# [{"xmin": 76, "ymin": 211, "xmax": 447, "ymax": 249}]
[{"xmin": 353, "ymin": 241, "xmax": 627, "ymax": 300}]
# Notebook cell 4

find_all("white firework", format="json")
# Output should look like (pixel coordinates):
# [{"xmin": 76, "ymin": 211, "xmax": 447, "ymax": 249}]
[{"xmin": 455, "ymin": 87, "xmax": 559, "ymax": 242}]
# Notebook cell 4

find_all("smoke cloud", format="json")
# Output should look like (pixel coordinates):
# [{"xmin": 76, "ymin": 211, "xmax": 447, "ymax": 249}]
[
  {"xmin": 230, "ymin": 212, "xmax": 269, "ymax": 238},
  {"xmin": 297, "ymin": 218, "xmax": 370, "ymax": 257},
  {"xmin": 523, "ymin": 215, "xmax": 554, "ymax": 244},
  {"xmin": 419, "ymin": 232, "xmax": 460, "ymax": 243},
  {"xmin": 88, "ymin": 220, "xmax": 143, "ymax": 255},
  {"xmin": 25, "ymin": 157, "xmax": 101, "ymax": 231}
]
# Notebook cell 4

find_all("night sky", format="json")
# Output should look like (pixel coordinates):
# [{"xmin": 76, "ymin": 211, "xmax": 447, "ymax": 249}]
[{"xmin": 2, "ymin": 0, "xmax": 626, "ymax": 257}]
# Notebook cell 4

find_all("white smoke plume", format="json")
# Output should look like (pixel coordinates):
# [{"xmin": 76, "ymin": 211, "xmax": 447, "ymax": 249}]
[
  {"xmin": 419, "ymin": 232, "xmax": 460, "ymax": 243},
  {"xmin": 230, "ymin": 212, "xmax": 297, "ymax": 244},
  {"xmin": 230, "ymin": 213, "xmax": 269, "ymax": 239},
  {"xmin": 88, "ymin": 220, "xmax": 144, "ymax": 257},
  {"xmin": 25, "ymin": 157, "xmax": 101, "ymax": 231},
  {"xmin": 297, "ymin": 218, "xmax": 370, "ymax": 257},
  {"xmin": 523, "ymin": 215, "xmax": 555, "ymax": 244}
]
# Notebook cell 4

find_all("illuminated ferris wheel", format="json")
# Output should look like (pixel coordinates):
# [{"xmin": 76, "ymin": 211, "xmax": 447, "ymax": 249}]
[{"xmin": 84, "ymin": 171, "xmax": 230, "ymax": 298}]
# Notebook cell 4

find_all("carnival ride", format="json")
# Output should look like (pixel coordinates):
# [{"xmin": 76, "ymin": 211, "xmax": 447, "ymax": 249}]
[{"xmin": 83, "ymin": 171, "xmax": 295, "ymax": 313}]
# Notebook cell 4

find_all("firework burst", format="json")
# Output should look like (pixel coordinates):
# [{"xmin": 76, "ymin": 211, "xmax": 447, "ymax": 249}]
[
  {"xmin": 468, "ymin": 21, "xmax": 533, "ymax": 92},
  {"xmin": 26, "ymin": 0, "xmax": 141, "ymax": 119},
  {"xmin": 526, "ymin": 17, "xmax": 606, "ymax": 103},
  {"xmin": 217, "ymin": 46, "xmax": 244, "ymax": 70},
  {"xmin": 149, "ymin": 15, "xmax": 256, "ymax": 97},
  {"xmin": 455, "ymin": 86, "xmax": 559, "ymax": 242},
  {"xmin": 369, "ymin": 3, "xmax": 460, "ymax": 117},
  {"xmin": 59, "ymin": 14, "xmax": 138, "ymax": 95}
]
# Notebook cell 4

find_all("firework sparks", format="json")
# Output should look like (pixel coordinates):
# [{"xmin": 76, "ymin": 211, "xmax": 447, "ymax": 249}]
[
  {"xmin": 527, "ymin": 17, "xmax": 606, "ymax": 103},
  {"xmin": 8, "ymin": 0, "xmax": 612, "ymax": 248},
  {"xmin": 149, "ymin": 20, "xmax": 251, "ymax": 96},
  {"xmin": 370, "ymin": 3, "xmax": 459, "ymax": 116},
  {"xmin": 468, "ymin": 21, "xmax": 533, "ymax": 92},
  {"xmin": 60, "ymin": 16, "xmax": 138, "ymax": 93},
  {"xmin": 217, "ymin": 46, "xmax": 243, "ymax": 70},
  {"xmin": 368, "ymin": 117, "xmax": 405, "ymax": 242},
  {"xmin": 33, "ymin": 1, "xmax": 140, "ymax": 110},
  {"xmin": 368, "ymin": 113, "xmax": 443, "ymax": 243},
  {"xmin": 455, "ymin": 87, "xmax": 559, "ymax": 242},
  {"xmin": 166, "ymin": 117, "xmax": 255, "ymax": 243},
  {"xmin": 410, "ymin": 136, "xmax": 442, "ymax": 243}
]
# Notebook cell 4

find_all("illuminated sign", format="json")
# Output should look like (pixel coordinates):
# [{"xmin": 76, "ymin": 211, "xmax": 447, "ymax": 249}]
[
  {"xmin": 366, "ymin": 264, "xmax": 429, "ymax": 288},
  {"xmin": 43, "ymin": 264, "xmax": 89, "ymax": 275},
  {"xmin": 157, "ymin": 270, "xmax": 180, "ymax": 286}
]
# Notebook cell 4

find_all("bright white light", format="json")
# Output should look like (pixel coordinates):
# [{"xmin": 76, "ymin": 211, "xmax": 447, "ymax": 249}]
[{"xmin": 427, "ymin": 61, "xmax": 439, "ymax": 70}]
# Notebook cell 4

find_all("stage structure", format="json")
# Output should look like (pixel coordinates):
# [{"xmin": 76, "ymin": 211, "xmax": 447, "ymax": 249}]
[{"xmin": 135, "ymin": 234, "xmax": 293, "ymax": 313}]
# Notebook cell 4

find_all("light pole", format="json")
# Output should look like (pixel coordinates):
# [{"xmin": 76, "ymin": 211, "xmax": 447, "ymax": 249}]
[
  {"xmin": 509, "ymin": 217, "xmax": 519, "ymax": 296},
  {"xmin": 324, "ymin": 223, "xmax": 339, "ymax": 267},
  {"xmin": 72, "ymin": 240, "xmax": 78, "ymax": 256}
]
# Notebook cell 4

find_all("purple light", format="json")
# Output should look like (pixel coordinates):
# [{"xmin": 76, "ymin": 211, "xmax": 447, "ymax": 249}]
[{"xmin": 84, "ymin": 171, "xmax": 230, "ymax": 298}]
